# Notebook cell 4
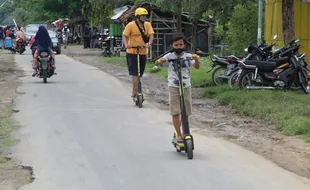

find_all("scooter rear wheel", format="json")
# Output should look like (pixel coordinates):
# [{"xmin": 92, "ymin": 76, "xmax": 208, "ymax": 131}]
[
  {"xmin": 186, "ymin": 139, "xmax": 193, "ymax": 159},
  {"xmin": 138, "ymin": 95, "xmax": 143, "ymax": 108}
]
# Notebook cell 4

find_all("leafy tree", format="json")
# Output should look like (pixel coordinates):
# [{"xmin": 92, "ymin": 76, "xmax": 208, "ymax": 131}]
[
  {"xmin": 0, "ymin": 0, "xmax": 14, "ymax": 25},
  {"xmin": 11, "ymin": 8, "xmax": 33, "ymax": 26},
  {"xmin": 225, "ymin": 2, "xmax": 258, "ymax": 55}
]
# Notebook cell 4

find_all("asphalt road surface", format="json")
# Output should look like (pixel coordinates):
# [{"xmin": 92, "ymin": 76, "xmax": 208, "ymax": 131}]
[{"xmin": 11, "ymin": 49, "xmax": 310, "ymax": 190}]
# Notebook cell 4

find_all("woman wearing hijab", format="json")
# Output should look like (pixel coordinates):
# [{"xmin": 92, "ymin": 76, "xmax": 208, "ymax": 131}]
[{"xmin": 32, "ymin": 25, "xmax": 56, "ymax": 76}]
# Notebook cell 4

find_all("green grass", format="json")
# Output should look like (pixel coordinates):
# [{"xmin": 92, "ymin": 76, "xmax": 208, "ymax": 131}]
[
  {"xmin": 201, "ymin": 85, "xmax": 310, "ymax": 142},
  {"xmin": 98, "ymin": 56, "xmax": 126, "ymax": 62},
  {"xmin": 0, "ymin": 105, "xmax": 20, "ymax": 166}
]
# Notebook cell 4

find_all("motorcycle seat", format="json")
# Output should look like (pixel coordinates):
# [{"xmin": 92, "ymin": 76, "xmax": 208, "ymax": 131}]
[
  {"xmin": 243, "ymin": 60, "xmax": 277, "ymax": 71},
  {"xmin": 267, "ymin": 56, "xmax": 289, "ymax": 65}
]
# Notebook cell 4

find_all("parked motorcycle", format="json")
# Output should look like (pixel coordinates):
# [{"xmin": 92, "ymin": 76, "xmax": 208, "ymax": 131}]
[
  {"xmin": 208, "ymin": 55, "xmax": 243, "ymax": 85},
  {"xmin": 210, "ymin": 40, "xmax": 276, "ymax": 86},
  {"xmin": 102, "ymin": 36, "xmax": 112, "ymax": 57},
  {"xmin": 36, "ymin": 50, "xmax": 55, "ymax": 83},
  {"xmin": 234, "ymin": 38, "xmax": 310, "ymax": 94},
  {"xmin": 227, "ymin": 36, "xmax": 278, "ymax": 88}
]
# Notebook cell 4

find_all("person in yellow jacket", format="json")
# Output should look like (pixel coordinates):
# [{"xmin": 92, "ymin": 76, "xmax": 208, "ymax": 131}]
[{"xmin": 122, "ymin": 7, "xmax": 154, "ymax": 98}]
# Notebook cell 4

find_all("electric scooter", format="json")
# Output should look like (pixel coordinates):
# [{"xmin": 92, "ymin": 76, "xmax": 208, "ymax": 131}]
[
  {"xmin": 131, "ymin": 46, "xmax": 145, "ymax": 108},
  {"xmin": 169, "ymin": 56, "xmax": 197, "ymax": 159}
]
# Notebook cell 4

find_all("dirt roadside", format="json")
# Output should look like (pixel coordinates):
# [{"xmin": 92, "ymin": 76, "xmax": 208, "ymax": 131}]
[
  {"xmin": 0, "ymin": 50, "xmax": 32, "ymax": 189},
  {"xmin": 63, "ymin": 46, "xmax": 310, "ymax": 179}
]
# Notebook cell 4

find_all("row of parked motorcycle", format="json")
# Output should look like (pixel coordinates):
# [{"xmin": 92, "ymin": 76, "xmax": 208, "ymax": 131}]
[{"xmin": 208, "ymin": 35, "xmax": 310, "ymax": 94}]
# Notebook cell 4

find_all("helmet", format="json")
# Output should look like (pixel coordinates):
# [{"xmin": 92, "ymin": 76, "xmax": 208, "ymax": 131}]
[{"xmin": 135, "ymin": 8, "xmax": 148, "ymax": 16}]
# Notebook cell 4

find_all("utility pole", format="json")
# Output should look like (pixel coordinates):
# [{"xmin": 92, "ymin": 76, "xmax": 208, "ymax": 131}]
[{"xmin": 257, "ymin": 0, "xmax": 263, "ymax": 45}]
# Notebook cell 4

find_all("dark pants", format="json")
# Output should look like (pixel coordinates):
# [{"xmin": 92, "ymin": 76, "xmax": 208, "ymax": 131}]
[
  {"xmin": 83, "ymin": 37, "xmax": 90, "ymax": 48},
  {"xmin": 126, "ymin": 53, "xmax": 147, "ymax": 77}
]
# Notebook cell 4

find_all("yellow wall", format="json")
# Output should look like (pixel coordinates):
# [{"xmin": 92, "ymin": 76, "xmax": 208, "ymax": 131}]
[{"xmin": 264, "ymin": 0, "xmax": 310, "ymax": 63}]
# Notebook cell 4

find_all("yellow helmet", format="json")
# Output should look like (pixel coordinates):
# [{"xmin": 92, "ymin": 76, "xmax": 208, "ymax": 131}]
[{"xmin": 135, "ymin": 7, "xmax": 148, "ymax": 16}]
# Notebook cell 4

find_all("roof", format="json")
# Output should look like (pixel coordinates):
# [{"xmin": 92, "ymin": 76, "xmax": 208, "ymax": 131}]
[
  {"xmin": 110, "ymin": 4, "xmax": 209, "ymax": 26},
  {"xmin": 111, "ymin": 5, "xmax": 130, "ymax": 23}
]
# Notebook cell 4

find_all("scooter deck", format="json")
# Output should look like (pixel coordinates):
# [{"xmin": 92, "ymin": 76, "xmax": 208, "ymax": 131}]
[{"xmin": 172, "ymin": 136, "xmax": 185, "ymax": 151}]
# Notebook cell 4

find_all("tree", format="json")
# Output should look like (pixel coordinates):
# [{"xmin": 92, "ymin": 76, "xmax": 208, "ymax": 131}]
[
  {"xmin": 182, "ymin": 0, "xmax": 210, "ymax": 52},
  {"xmin": 133, "ymin": 0, "xmax": 183, "ymax": 33},
  {"xmin": 11, "ymin": 8, "xmax": 33, "ymax": 26},
  {"xmin": 225, "ymin": 2, "xmax": 258, "ymax": 55},
  {"xmin": 282, "ymin": 0, "xmax": 295, "ymax": 45}
]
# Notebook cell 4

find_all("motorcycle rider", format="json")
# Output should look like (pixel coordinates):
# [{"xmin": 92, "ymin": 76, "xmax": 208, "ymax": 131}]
[
  {"xmin": 32, "ymin": 26, "xmax": 56, "ymax": 77},
  {"xmin": 29, "ymin": 31, "xmax": 38, "ymax": 58},
  {"xmin": 15, "ymin": 27, "xmax": 26, "ymax": 51}
]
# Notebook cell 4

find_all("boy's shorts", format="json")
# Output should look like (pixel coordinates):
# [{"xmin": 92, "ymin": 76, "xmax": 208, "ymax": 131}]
[
  {"xmin": 126, "ymin": 53, "xmax": 146, "ymax": 77},
  {"xmin": 169, "ymin": 86, "xmax": 192, "ymax": 116}
]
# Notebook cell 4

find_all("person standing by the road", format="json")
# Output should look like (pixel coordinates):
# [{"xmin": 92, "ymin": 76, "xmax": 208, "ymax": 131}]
[
  {"xmin": 83, "ymin": 24, "xmax": 91, "ymax": 48},
  {"xmin": 122, "ymin": 7, "xmax": 154, "ymax": 98},
  {"xmin": 90, "ymin": 27, "xmax": 97, "ymax": 48}
]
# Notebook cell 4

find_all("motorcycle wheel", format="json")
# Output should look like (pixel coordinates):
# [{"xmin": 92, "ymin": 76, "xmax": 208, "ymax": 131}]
[
  {"xmin": 228, "ymin": 70, "xmax": 239, "ymax": 89},
  {"xmin": 42, "ymin": 71, "xmax": 48, "ymax": 83},
  {"xmin": 238, "ymin": 71, "xmax": 264, "ymax": 89},
  {"xmin": 212, "ymin": 67, "xmax": 227, "ymax": 86},
  {"xmin": 298, "ymin": 68, "xmax": 310, "ymax": 94}
]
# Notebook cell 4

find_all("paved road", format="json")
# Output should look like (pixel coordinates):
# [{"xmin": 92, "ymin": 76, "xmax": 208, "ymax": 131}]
[{"xmin": 12, "ymin": 49, "xmax": 310, "ymax": 190}]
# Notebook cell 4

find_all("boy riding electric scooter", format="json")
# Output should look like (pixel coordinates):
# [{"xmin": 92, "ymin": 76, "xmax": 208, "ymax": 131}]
[{"xmin": 155, "ymin": 34, "xmax": 200, "ymax": 159}]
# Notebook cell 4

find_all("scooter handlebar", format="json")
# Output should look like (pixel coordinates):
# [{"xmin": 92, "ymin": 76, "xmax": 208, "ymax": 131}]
[
  {"xmin": 167, "ymin": 56, "xmax": 199, "ymax": 63},
  {"xmin": 126, "ymin": 46, "xmax": 146, "ymax": 49}
]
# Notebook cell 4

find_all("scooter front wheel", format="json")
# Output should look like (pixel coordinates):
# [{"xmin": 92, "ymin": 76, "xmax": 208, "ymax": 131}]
[
  {"xmin": 138, "ymin": 95, "xmax": 143, "ymax": 108},
  {"xmin": 185, "ymin": 139, "xmax": 193, "ymax": 159}
]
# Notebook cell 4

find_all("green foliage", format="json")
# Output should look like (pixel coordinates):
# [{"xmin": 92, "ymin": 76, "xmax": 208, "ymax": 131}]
[
  {"xmin": 225, "ymin": 2, "xmax": 258, "ymax": 55},
  {"xmin": 0, "ymin": 0, "xmax": 260, "ymax": 55},
  {"xmin": 88, "ymin": 2, "xmax": 113, "ymax": 27},
  {"xmin": 213, "ymin": 25, "xmax": 227, "ymax": 44}
]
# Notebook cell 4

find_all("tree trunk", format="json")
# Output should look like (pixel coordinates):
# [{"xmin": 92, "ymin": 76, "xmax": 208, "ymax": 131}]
[
  {"xmin": 191, "ymin": 19, "xmax": 198, "ymax": 53},
  {"xmin": 176, "ymin": 0, "xmax": 182, "ymax": 33},
  {"xmin": 208, "ymin": 24, "xmax": 214, "ymax": 52},
  {"xmin": 282, "ymin": 0, "xmax": 295, "ymax": 45}
]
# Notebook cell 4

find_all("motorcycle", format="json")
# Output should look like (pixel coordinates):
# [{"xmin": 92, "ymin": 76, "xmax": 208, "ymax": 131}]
[
  {"xmin": 15, "ymin": 38, "xmax": 26, "ymax": 54},
  {"xmin": 56, "ymin": 31, "xmax": 63, "ymax": 44},
  {"xmin": 208, "ymin": 55, "xmax": 243, "ymax": 85},
  {"xmin": 227, "ymin": 38, "xmax": 278, "ymax": 88},
  {"xmin": 235, "ymin": 39, "xmax": 310, "ymax": 94},
  {"xmin": 102, "ymin": 36, "xmax": 112, "ymax": 57},
  {"xmin": 210, "ymin": 41, "xmax": 276, "ymax": 87},
  {"xmin": 36, "ymin": 50, "xmax": 55, "ymax": 83}
]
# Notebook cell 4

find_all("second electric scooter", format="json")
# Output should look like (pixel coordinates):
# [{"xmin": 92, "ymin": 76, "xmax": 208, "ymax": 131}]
[
  {"xmin": 131, "ymin": 46, "xmax": 145, "ymax": 108},
  {"xmin": 168, "ymin": 56, "xmax": 197, "ymax": 159}
]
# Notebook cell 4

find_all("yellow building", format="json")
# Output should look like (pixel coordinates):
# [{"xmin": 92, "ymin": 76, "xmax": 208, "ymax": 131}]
[{"xmin": 265, "ymin": 0, "xmax": 310, "ymax": 63}]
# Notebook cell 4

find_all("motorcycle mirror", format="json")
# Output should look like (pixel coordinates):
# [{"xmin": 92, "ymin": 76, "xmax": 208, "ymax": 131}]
[
  {"xmin": 244, "ymin": 48, "xmax": 248, "ymax": 52},
  {"xmin": 273, "ymin": 35, "xmax": 278, "ymax": 40}
]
